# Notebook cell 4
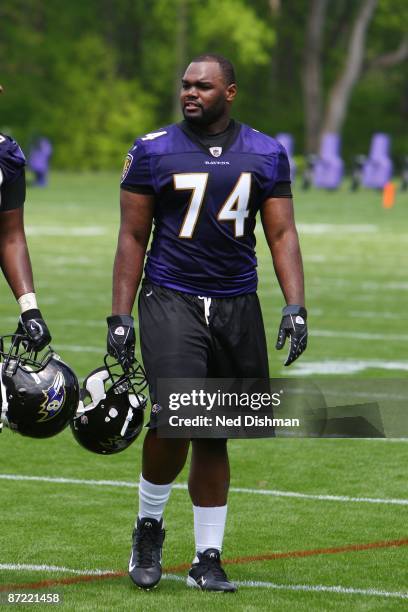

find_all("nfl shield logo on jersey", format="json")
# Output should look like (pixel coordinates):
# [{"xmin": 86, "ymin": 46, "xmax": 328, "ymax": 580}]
[{"xmin": 209, "ymin": 147, "xmax": 222, "ymax": 158}]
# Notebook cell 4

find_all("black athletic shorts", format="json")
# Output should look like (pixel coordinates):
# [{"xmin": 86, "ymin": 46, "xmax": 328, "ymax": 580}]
[{"xmin": 138, "ymin": 280, "xmax": 269, "ymax": 414}]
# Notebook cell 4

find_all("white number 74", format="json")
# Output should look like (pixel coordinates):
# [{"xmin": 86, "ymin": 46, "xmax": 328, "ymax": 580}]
[{"xmin": 174, "ymin": 172, "xmax": 251, "ymax": 239}]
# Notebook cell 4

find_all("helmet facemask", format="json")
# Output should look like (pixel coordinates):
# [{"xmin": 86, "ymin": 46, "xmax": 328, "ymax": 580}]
[{"xmin": 71, "ymin": 355, "xmax": 147, "ymax": 454}]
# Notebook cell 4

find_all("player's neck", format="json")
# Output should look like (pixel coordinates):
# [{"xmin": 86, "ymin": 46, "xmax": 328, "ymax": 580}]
[{"xmin": 186, "ymin": 117, "xmax": 232, "ymax": 136}]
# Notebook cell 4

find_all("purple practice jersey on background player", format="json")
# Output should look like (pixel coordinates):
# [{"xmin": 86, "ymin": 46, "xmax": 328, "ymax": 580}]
[
  {"xmin": 0, "ymin": 134, "xmax": 26, "ymax": 212},
  {"xmin": 121, "ymin": 123, "xmax": 290, "ymax": 297},
  {"xmin": 0, "ymin": 135, "xmax": 25, "ymax": 183}
]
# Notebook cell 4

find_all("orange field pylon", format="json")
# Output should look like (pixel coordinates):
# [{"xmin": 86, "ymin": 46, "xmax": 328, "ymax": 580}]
[{"xmin": 382, "ymin": 182, "xmax": 396, "ymax": 208}]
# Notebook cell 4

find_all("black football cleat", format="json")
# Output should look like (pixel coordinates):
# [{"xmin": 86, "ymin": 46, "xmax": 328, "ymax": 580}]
[
  {"xmin": 186, "ymin": 548, "xmax": 237, "ymax": 592},
  {"xmin": 128, "ymin": 517, "xmax": 165, "ymax": 589}
]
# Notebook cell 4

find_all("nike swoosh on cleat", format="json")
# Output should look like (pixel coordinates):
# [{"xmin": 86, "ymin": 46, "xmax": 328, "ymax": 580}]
[{"xmin": 128, "ymin": 551, "xmax": 136, "ymax": 573}]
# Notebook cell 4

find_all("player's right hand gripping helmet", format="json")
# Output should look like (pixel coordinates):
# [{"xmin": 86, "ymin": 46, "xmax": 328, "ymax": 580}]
[
  {"xmin": 0, "ymin": 334, "xmax": 80, "ymax": 438},
  {"xmin": 70, "ymin": 355, "xmax": 147, "ymax": 455}
]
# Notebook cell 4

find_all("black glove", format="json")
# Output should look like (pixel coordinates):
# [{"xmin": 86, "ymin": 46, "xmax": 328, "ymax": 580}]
[
  {"xmin": 107, "ymin": 314, "xmax": 135, "ymax": 372},
  {"xmin": 276, "ymin": 305, "xmax": 307, "ymax": 366},
  {"xmin": 17, "ymin": 308, "xmax": 52, "ymax": 351}
]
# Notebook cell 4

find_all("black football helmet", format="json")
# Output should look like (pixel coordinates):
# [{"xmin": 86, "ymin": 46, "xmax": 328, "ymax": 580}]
[
  {"xmin": 70, "ymin": 354, "xmax": 147, "ymax": 454},
  {"xmin": 0, "ymin": 334, "xmax": 80, "ymax": 438}
]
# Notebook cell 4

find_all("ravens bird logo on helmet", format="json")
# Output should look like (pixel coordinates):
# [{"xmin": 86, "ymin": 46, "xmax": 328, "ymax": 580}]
[{"xmin": 0, "ymin": 334, "xmax": 79, "ymax": 438}]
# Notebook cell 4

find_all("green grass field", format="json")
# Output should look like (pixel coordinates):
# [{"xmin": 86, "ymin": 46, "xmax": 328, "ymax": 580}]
[{"xmin": 1, "ymin": 174, "xmax": 407, "ymax": 610}]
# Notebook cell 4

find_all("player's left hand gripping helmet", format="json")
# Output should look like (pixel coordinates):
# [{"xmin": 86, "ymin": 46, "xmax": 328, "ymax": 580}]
[
  {"xmin": 0, "ymin": 334, "xmax": 80, "ymax": 438},
  {"xmin": 70, "ymin": 355, "xmax": 147, "ymax": 455}
]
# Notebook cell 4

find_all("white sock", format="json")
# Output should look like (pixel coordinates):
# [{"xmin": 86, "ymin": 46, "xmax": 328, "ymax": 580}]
[
  {"xmin": 137, "ymin": 474, "xmax": 172, "ymax": 523},
  {"xmin": 193, "ymin": 504, "xmax": 228, "ymax": 560}
]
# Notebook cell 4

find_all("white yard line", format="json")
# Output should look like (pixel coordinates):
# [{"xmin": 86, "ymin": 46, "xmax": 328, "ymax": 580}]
[
  {"xmin": 348, "ymin": 311, "xmax": 403, "ymax": 320},
  {"xmin": 297, "ymin": 223, "xmax": 379, "ymax": 234},
  {"xmin": 227, "ymin": 580, "xmax": 408, "ymax": 599},
  {"xmin": 264, "ymin": 327, "xmax": 408, "ymax": 342},
  {"xmin": 0, "ymin": 564, "xmax": 113, "ymax": 576},
  {"xmin": 285, "ymin": 360, "xmax": 408, "ymax": 375},
  {"xmin": 0, "ymin": 474, "xmax": 407, "ymax": 505},
  {"xmin": 166, "ymin": 574, "xmax": 408, "ymax": 599},
  {"xmin": 2, "ymin": 317, "xmax": 105, "ymax": 328},
  {"xmin": 255, "ymin": 223, "xmax": 379, "ymax": 235},
  {"xmin": 1, "ymin": 564, "xmax": 407, "ymax": 599},
  {"xmin": 313, "ymin": 330, "xmax": 408, "ymax": 341},
  {"xmin": 26, "ymin": 226, "xmax": 107, "ymax": 236},
  {"xmin": 362, "ymin": 281, "xmax": 408, "ymax": 291},
  {"xmin": 52, "ymin": 345, "xmax": 102, "ymax": 353},
  {"xmin": 260, "ymin": 279, "xmax": 408, "ymax": 291}
]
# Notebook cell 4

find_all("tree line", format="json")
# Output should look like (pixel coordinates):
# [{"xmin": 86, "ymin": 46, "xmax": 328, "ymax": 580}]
[{"xmin": 0, "ymin": 0, "xmax": 406, "ymax": 169}]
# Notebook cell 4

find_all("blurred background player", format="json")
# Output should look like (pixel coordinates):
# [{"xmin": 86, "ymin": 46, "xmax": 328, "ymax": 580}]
[
  {"xmin": 0, "ymin": 85, "xmax": 51, "ymax": 351},
  {"xmin": 107, "ymin": 55, "xmax": 307, "ymax": 592}
]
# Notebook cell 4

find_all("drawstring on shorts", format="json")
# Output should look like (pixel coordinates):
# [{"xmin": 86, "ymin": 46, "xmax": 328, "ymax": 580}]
[{"xmin": 198, "ymin": 296, "xmax": 212, "ymax": 326}]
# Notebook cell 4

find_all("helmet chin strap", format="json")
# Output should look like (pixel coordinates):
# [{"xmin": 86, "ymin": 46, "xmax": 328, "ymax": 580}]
[
  {"xmin": 121, "ymin": 394, "xmax": 147, "ymax": 437},
  {"xmin": 120, "ymin": 394, "xmax": 147, "ymax": 437},
  {"xmin": 0, "ymin": 364, "xmax": 9, "ymax": 431},
  {"xmin": 120, "ymin": 408, "xmax": 134, "ymax": 437},
  {"xmin": 85, "ymin": 369, "xmax": 109, "ymax": 408}
]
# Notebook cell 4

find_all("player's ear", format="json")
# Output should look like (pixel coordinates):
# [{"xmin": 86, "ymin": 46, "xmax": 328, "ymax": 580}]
[{"xmin": 225, "ymin": 83, "xmax": 237, "ymax": 103}]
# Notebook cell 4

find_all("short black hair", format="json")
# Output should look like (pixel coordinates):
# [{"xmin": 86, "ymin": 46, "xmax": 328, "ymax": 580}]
[{"xmin": 189, "ymin": 54, "xmax": 236, "ymax": 85}]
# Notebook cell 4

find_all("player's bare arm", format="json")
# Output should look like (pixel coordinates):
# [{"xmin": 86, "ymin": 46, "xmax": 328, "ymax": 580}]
[
  {"xmin": 0, "ymin": 196, "xmax": 51, "ymax": 351},
  {"xmin": 107, "ymin": 189, "xmax": 154, "ymax": 370},
  {"xmin": 261, "ymin": 197, "xmax": 307, "ymax": 365},
  {"xmin": 112, "ymin": 189, "xmax": 154, "ymax": 315},
  {"xmin": 0, "ymin": 207, "xmax": 34, "ymax": 298},
  {"xmin": 261, "ymin": 197, "xmax": 304, "ymax": 305}
]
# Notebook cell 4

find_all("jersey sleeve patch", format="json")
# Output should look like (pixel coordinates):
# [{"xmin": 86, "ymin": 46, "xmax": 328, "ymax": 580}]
[
  {"xmin": 121, "ymin": 153, "xmax": 133, "ymax": 182},
  {"xmin": 120, "ymin": 140, "xmax": 155, "ymax": 192}
]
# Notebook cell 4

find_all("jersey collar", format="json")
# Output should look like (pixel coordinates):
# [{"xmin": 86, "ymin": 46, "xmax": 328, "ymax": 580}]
[{"xmin": 177, "ymin": 120, "xmax": 241, "ymax": 157}]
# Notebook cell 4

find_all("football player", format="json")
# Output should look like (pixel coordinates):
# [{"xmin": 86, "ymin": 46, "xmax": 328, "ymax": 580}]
[
  {"xmin": 0, "ymin": 87, "xmax": 51, "ymax": 350},
  {"xmin": 107, "ymin": 55, "xmax": 307, "ymax": 592}
]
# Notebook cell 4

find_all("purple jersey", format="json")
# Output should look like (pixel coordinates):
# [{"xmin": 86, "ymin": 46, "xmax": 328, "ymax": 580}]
[
  {"xmin": 121, "ymin": 123, "xmax": 290, "ymax": 297},
  {"xmin": 0, "ymin": 134, "xmax": 26, "ymax": 212},
  {"xmin": 0, "ymin": 134, "xmax": 25, "ymax": 183}
]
